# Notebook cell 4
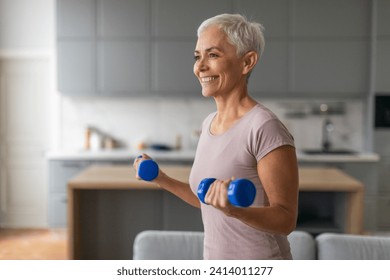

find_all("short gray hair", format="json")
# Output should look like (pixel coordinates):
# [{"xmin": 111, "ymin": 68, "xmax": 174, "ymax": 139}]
[{"xmin": 197, "ymin": 14, "xmax": 265, "ymax": 59}]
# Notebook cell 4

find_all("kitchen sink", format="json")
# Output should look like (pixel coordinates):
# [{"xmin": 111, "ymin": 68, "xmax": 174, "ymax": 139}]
[{"xmin": 302, "ymin": 149, "xmax": 357, "ymax": 155}]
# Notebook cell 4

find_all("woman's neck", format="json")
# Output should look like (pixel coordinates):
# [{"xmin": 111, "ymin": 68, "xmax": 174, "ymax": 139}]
[
  {"xmin": 214, "ymin": 93, "xmax": 257, "ymax": 122},
  {"xmin": 210, "ymin": 92, "xmax": 257, "ymax": 135}
]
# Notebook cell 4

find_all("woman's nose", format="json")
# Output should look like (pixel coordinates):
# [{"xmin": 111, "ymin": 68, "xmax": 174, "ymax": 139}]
[{"xmin": 195, "ymin": 58, "xmax": 208, "ymax": 73}]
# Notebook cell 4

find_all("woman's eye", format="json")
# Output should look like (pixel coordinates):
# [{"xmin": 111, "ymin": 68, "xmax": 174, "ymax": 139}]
[
  {"xmin": 194, "ymin": 55, "xmax": 200, "ymax": 61},
  {"xmin": 209, "ymin": 53, "xmax": 218, "ymax": 58}
]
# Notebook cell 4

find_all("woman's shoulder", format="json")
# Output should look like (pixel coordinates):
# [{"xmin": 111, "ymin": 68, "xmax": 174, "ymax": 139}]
[{"xmin": 247, "ymin": 103, "xmax": 280, "ymax": 125}]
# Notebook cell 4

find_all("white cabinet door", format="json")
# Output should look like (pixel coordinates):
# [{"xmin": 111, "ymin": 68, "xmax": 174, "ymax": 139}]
[{"xmin": 0, "ymin": 58, "xmax": 50, "ymax": 227}]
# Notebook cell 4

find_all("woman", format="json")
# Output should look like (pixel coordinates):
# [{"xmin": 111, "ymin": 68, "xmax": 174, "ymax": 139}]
[{"xmin": 134, "ymin": 14, "xmax": 299, "ymax": 259}]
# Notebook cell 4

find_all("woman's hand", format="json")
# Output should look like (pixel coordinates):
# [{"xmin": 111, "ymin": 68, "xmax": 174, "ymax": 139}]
[
  {"xmin": 133, "ymin": 153, "xmax": 154, "ymax": 180},
  {"xmin": 133, "ymin": 154, "xmax": 200, "ymax": 208},
  {"xmin": 204, "ymin": 177, "xmax": 235, "ymax": 215}
]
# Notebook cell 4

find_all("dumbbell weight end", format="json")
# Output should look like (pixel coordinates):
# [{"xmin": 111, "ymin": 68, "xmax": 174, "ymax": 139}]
[
  {"xmin": 228, "ymin": 179, "xmax": 256, "ymax": 207},
  {"xmin": 197, "ymin": 178, "xmax": 216, "ymax": 204},
  {"xmin": 137, "ymin": 157, "xmax": 159, "ymax": 181}
]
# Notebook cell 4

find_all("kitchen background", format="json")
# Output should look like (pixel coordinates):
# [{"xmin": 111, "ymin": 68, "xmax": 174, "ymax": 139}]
[{"xmin": 0, "ymin": 0, "xmax": 389, "ymax": 237}]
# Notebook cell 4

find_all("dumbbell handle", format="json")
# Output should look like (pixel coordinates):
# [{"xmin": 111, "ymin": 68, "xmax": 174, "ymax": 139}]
[
  {"xmin": 136, "ymin": 156, "xmax": 159, "ymax": 181},
  {"xmin": 197, "ymin": 178, "xmax": 256, "ymax": 207}
]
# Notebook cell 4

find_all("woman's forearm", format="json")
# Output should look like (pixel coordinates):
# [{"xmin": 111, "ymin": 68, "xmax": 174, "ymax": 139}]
[
  {"xmin": 155, "ymin": 171, "xmax": 201, "ymax": 208},
  {"xmin": 227, "ymin": 205, "xmax": 297, "ymax": 235}
]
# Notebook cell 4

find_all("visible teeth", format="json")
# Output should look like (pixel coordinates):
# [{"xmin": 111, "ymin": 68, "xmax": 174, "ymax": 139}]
[{"xmin": 201, "ymin": 77, "xmax": 217, "ymax": 82}]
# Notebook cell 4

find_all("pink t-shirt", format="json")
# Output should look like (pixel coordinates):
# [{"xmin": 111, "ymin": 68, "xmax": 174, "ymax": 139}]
[{"xmin": 189, "ymin": 103, "xmax": 295, "ymax": 259}]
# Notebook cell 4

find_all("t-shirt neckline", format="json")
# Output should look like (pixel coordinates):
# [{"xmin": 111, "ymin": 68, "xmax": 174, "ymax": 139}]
[{"xmin": 207, "ymin": 103, "xmax": 260, "ymax": 137}]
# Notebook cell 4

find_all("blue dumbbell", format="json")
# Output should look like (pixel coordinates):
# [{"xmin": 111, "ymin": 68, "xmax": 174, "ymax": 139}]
[
  {"xmin": 197, "ymin": 178, "xmax": 256, "ymax": 207},
  {"xmin": 136, "ymin": 156, "xmax": 159, "ymax": 181}
]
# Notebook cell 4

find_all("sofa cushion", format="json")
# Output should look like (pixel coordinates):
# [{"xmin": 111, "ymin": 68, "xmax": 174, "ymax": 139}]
[
  {"xmin": 316, "ymin": 233, "xmax": 390, "ymax": 260},
  {"xmin": 133, "ymin": 230, "xmax": 315, "ymax": 260},
  {"xmin": 133, "ymin": 230, "xmax": 204, "ymax": 260},
  {"xmin": 287, "ymin": 231, "xmax": 316, "ymax": 260}
]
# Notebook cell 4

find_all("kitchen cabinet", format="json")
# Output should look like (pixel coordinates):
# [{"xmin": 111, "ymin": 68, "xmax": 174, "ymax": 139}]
[
  {"xmin": 98, "ymin": 41, "xmax": 148, "ymax": 95},
  {"xmin": 56, "ymin": 0, "xmax": 96, "ymax": 96},
  {"xmin": 151, "ymin": 41, "xmax": 199, "ymax": 96},
  {"xmin": 56, "ymin": 0, "xmax": 149, "ymax": 97},
  {"xmin": 152, "ymin": 0, "xmax": 231, "ymax": 37},
  {"xmin": 57, "ymin": 41, "xmax": 96, "ymax": 95},
  {"xmin": 291, "ymin": 41, "xmax": 368, "ymax": 96},
  {"xmin": 150, "ymin": 0, "xmax": 231, "ymax": 97},
  {"xmin": 48, "ymin": 156, "xmax": 190, "ymax": 228},
  {"xmin": 376, "ymin": 0, "xmax": 390, "ymax": 92},
  {"xmin": 235, "ymin": 0, "xmax": 290, "ymax": 96},
  {"xmin": 235, "ymin": 0, "xmax": 371, "ymax": 98},
  {"xmin": 248, "ymin": 41, "xmax": 289, "ymax": 94},
  {"xmin": 48, "ymin": 160, "xmax": 91, "ymax": 227},
  {"xmin": 56, "ymin": 0, "xmax": 374, "ymax": 98},
  {"xmin": 54, "ymin": 0, "xmax": 384, "ymax": 99},
  {"xmin": 299, "ymin": 160, "xmax": 379, "ymax": 232},
  {"xmin": 289, "ymin": 0, "xmax": 369, "ymax": 98},
  {"xmin": 374, "ymin": 152, "xmax": 390, "ymax": 230},
  {"xmin": 374, "ymin": 130, "xmax": 390, "ymax": 230},
  {"xmin": 377, "ymin": 156, "xmax": 390, "ymax": 229},
  {"xmin": 48, "ymin": 159, "xmax": 134, "ymax": 227},
  {"xmin": 56, "ymin": 0, "xmax": 229, "ymax": 97},
  {"xmin": 56, "ymin": 0, "xmax": 95, "ymax": 38},
  {"xmin": 99, "ymin": 0, "xmax": 149, "ymax": 38}
]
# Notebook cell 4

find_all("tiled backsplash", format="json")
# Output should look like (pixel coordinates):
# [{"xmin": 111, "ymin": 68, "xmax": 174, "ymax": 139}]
[{"xmin": 59, "ymin": 96, "xmax": 364, "ymax": 152}]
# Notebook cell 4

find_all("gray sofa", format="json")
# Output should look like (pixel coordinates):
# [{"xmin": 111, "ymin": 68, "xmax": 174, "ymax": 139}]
[{"xmin": 133, "ymin": 230, "xmax": 390, "ymax": 260}]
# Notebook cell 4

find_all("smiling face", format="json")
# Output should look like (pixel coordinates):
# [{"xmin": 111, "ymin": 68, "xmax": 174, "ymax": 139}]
[{"xmin": 193, "ymin": 26, "xmax": 248, "ymax": 98}]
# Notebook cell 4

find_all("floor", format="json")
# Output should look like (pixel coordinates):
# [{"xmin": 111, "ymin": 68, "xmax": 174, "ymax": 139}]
[{"xmin": 0, "ymin": 228, "xmax": 67, "ymax": 260}]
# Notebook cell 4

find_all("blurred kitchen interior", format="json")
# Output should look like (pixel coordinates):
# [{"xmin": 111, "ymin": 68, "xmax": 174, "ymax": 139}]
[{"xmin": 0, "ymin": 0, "xmax": 389, "ymax": 259}]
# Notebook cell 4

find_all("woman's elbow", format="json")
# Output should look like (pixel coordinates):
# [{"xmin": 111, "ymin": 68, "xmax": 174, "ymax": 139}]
[
  {"xmin": 284, "ymin": 218, "xmax": 297, "ymax": 235},
  {"xmin": 280, "ymin": 209, "xmax": 298, "ymax": 235}
]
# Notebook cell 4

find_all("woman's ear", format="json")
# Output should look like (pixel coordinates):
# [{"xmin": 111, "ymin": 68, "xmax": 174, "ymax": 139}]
[{"xmin": 242, "ymin": 51, "xmax": 258, "ymax": 75}]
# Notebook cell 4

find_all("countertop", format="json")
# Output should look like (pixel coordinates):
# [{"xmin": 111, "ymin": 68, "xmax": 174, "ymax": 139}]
[
  {"xmin": 296, "ymin": 151, "xmax": 380, "ymax": 162},
  {"xmin": 68, "ymin": 165, "xmax": 364, "ymax": 191},
  {"xmin": 46, "ymin": 148, "xmax": 196, "ymax": 161},
  {"xmin": 46, "ymin": 148, "xmax": 380, "ymax": 162}
]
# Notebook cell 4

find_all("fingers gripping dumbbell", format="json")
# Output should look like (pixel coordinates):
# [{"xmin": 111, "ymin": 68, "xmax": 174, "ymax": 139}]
[
  {"xmin": 136, "ymin": 156, "xmax": 159, "ymax": 181},
  {"xmin": 197, "ymin": 178, "xmax": 256, "ymax": 207}
]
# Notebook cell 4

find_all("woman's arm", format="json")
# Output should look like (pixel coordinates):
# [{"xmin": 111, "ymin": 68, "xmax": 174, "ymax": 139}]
[
  {"xmin": 134, "ymin": 154, "xmax": 200, "ymax": 208},
  {"xmin": 154, "ymin": 171, "xmax": 201, "ymax": 208},
  {"xmin": 205, "ymin": 145, "xmax": 299, "ymax": 235}
]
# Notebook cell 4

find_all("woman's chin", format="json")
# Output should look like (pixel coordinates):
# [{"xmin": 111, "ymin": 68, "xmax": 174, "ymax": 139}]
[{"xmin": 201, "ymin": 90, "xmax": 215, "ymax": 98}]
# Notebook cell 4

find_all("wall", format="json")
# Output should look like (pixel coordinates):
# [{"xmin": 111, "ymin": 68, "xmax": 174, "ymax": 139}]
[
  {"xmin": 0, "ymin": 0, "xmax": 54, "ymax": 52},
  {"xmin": 59, "ymin": 96, "xmax": 364, "ymax": 152}
]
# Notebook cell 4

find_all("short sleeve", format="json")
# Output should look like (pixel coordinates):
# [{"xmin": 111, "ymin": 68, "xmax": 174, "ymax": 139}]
[{"xmin": 251, "ymin": 118, "xmax": 295, "ymax": 162}]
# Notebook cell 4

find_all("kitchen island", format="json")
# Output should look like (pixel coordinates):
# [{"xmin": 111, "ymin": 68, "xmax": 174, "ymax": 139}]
[{"xmin": 67, "ymin": 165, "xmax": 364, "ymax": 260}]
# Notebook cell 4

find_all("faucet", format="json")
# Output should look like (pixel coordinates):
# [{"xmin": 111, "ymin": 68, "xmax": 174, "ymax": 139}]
[{"xmin": 322, "ymin": 118, "xmax": 334, "ymax": 152}]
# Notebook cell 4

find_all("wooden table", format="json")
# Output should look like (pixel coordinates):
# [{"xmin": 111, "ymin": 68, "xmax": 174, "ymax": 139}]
[
  {"xmin": 68, "ymin": 166, "xmax": 364, "ymax": 259},
  {"xmin": 297, "ymin": 168, "xmax": 364, "ymax": 235}
]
